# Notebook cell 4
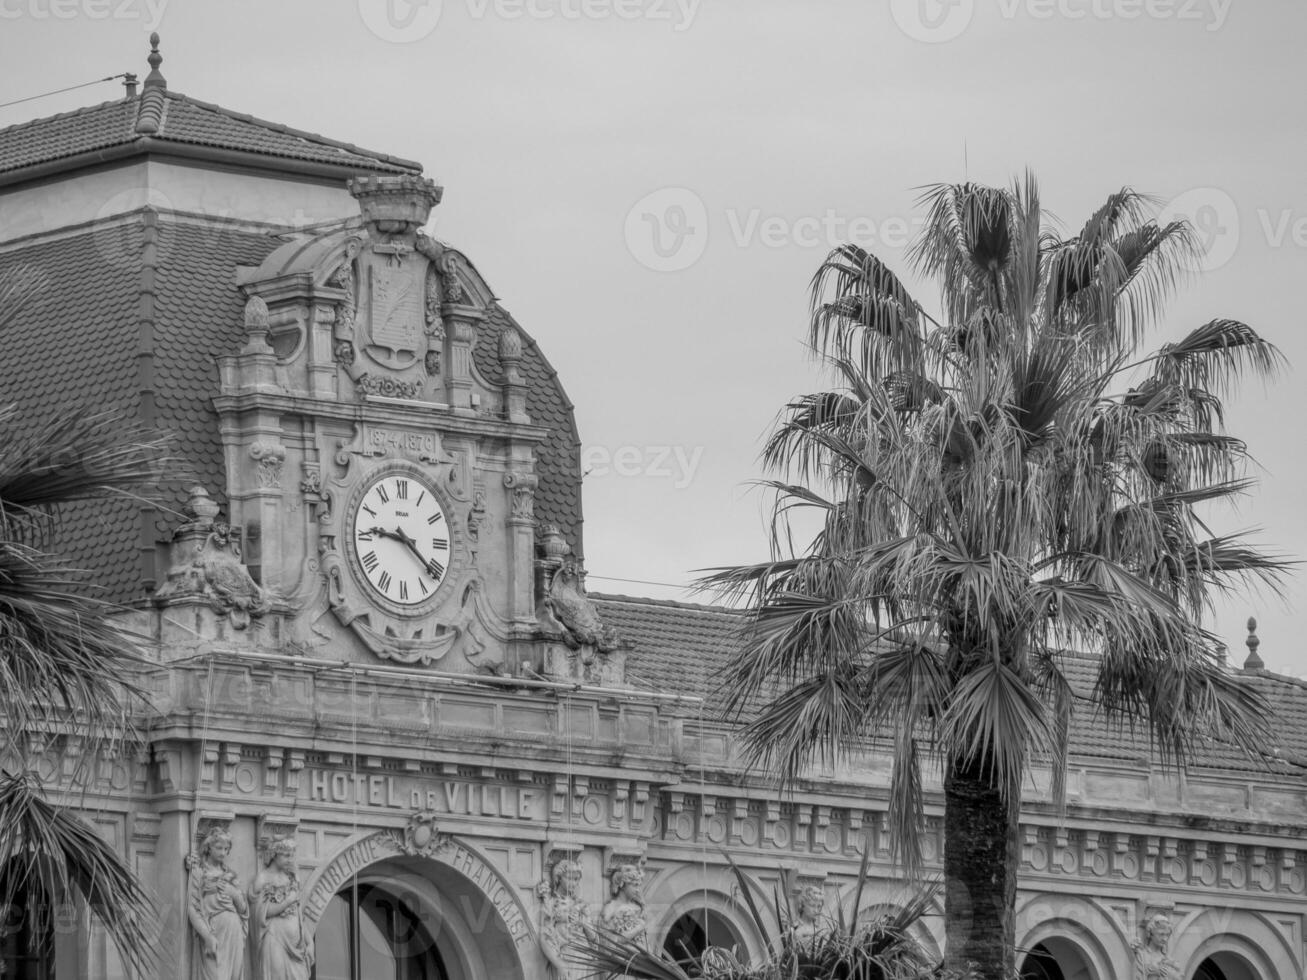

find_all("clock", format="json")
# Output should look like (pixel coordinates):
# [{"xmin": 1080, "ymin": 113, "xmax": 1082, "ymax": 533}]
[{"xmin": 348, "ymin": 470, "xmax": 452, "ymax": 606}]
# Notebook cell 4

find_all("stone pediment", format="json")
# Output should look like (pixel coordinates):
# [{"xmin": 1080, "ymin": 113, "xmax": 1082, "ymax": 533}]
[{"xmin": 232, "ymin": 175, "xmax": 506, "ymax": 414}]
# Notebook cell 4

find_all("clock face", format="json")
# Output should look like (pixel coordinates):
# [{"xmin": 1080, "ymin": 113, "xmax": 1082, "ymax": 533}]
[{"xmin": 350, "ymin": 472, "xmax": 451, "ymax": 606}]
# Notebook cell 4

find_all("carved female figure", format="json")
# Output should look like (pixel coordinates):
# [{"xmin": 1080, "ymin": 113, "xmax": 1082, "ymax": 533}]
[
  {"xmin": 599, "ymin": 864, "xmax": 647, "ymax": 947},
  {"xmin": 188, "ymin": 827, "xmax": 248, "ymax": 980},
  {"xmin": 538, "ymin": 859, "xmax": 592, "ymax": 979},
  {"xmin": 1132, "ymin": 912, "xmax": 1180, "ymax": 980},
  {"xmin": 249, "ymin": 839, "xmax": 312, "ymax": 980}
]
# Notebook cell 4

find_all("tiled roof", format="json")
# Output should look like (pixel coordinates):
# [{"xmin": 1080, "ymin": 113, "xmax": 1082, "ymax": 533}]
[
  {"xmin": 593, "ymin": 593, "xmax": 745, "ymax": 698},
  {"xmin": 0, "ymin": 89, "xmax": 420, "ymax": 179},
  {"xmin": 0, "ymin": 220, "xmax": 149, "ymax": 601},
  {"xmin": 149, "ymin": 219, "xmax": 286, "ymax": 546},
  {"xmin": 599, "ymin": 593, "xmax": 1307, "ymax": 776},
  {"xmin": 473, "ymin": 308, "xmax": 584, "ymax": 557}
]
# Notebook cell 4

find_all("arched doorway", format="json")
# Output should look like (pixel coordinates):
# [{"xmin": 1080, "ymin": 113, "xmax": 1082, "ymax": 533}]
[
  {"xmin": 313, "ymin": 880, "xmax": 450, "ymax": 980},
  {"xmin": 1016, "ymin": 935, "xmax": 1096, "ymax": 980},
  {"xmin": 1020, "ymin": 943, "xmax": 1066, "ymax": 980},
  {"xmin": 301, "ymin": 833, "xmax": 532, "ymax": 980},
  {"xmin": 661, "ymin": 907, "xmax": 748, "ymax": 974},
  {"xmin": 1192, "ymin": 952, "xmax": 1259, "ymax": 980}
]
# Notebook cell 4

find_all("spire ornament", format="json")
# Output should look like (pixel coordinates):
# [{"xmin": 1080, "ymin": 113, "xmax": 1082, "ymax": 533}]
[
  {"xmin": 1244, "ymin": 617, "xmax": 1265, "ymax": 670},
  {"xmin": 143, "ymin": 32, "xmax": 166, "ymax": 90}
]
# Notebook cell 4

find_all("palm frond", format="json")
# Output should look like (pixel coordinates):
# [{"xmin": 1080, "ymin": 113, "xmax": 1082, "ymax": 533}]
[
  {"xmin": 0, "ymin": 772, "xmax": 157, "ymax": 978},
  {"xmin": 0, "ymin": 542, "xmax": 150, "ymax": 760}
]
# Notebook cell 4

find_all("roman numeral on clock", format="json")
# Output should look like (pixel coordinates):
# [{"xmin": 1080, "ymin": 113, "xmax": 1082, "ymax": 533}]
[
  {"xmin": 361, "ymin": 551, "xmax": 379, "ymax": 572},
  {"xmin": 426, "ymin": 559, "xmax": 446, "ymax": 580},
  {"xmin": 399, "ymin": 581, "xmax": 409, "ymax": 600},
  {"xmin": 396, "ymin": 479, "xmax": 409, "ymax": 500},
  {"xmin": 378, "ymin": 571, "xmax": 392, "ymax": 594},
  {"xmin": 375, "ymin": 485, "xmax": 390, "ymax": 504},
  {"xmin": 432, "ymin": 537, "xmax": 448, "ymax": 550},
  {"xmin": 427, "ymin": 512, "xmax": 444, "ymax": 525}
]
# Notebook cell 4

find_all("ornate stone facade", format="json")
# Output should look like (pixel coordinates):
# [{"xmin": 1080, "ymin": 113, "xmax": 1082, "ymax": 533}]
[{"xmin": 0, "ymin": 44, "xmax": 1302, "ymax": 980}]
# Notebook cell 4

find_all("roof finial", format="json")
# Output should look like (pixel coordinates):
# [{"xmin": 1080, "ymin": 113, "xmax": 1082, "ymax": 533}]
[
  {"xmin": 143, "ymin": 32, "xmax": 166, "ymax": 90},
  {"xmin": 1243, "ymin": 616, "xmax": 1264, "ymax": 671}
]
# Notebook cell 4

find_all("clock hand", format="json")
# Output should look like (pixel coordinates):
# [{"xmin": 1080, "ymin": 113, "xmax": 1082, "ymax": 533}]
[{"xmin": 387, "ymin": 526, "xmax": 445, "ymax": 580}]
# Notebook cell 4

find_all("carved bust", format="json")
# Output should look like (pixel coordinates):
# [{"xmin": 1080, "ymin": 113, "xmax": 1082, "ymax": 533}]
[
  {"xmin": 1132, "ymin": 912, "xmax": 1180, "ymax": 980},
  {"xmin": 790, "ymin": 884, "xmax": 827, "ymax": 943},
  {"xmin": 599, "ymin": 864, "xmax": 647, "ymax": 947}
]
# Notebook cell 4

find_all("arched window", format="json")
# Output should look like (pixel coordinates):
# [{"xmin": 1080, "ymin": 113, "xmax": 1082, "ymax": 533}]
[
  {"xmin": 1194, "ymin": 960, "xmax": 1230, "ymax": 980},
  {"xmin": 312, "ymin": 882, "xmax": 448, "ymax": 980},
  {"xmin": 661, "ymin": 909, "xmax": 747, "ymax": 975},
  {"xmin": 1020, "ymin": 943, "xmax": 1067, "ymax": 980}
]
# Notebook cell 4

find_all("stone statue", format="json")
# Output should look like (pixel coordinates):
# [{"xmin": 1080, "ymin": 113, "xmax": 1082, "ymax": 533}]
[
  {"xmin": 188, "ymin": 827, "xmax": 248, "ymax": 980},
  {"xmin": 1132, "ymin": 911, "xmax": 1180, "ymax": 980},
  {"xmin": 789, "ymin": 884, "xmax": 827, "ymax": 943},
  {"xmin": 537, "ymin": 859, "xmax": 593, "ymax": 979},
  {"xmin": 547, "ymin": 560, "xmax": 617, "ymax": 653},
  {"xmin": 249, "ymin": 838, "xmax": 312, "ymax": 980},
  {"xmin": 599, "ymin": 863, "xmax": 647, "ymax": 946}
]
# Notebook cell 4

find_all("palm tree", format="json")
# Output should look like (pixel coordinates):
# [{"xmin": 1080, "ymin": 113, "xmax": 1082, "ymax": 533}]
[
  {"xmin": 0, "ymin": 270, "xmax": 169, "ymax": 976},
  {"xmin": 703, "ymin": 178, "xmax": 1288, "ymax": 979}
]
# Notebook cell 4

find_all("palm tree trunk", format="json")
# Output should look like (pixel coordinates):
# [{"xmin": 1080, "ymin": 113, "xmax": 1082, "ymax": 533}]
[{"xmin": 943, "ymin": 754, "xmax": 1020, "ymax": 980}]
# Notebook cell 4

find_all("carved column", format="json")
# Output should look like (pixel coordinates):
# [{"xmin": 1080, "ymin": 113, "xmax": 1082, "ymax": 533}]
[
  {"xmin": 499, "ymin": 326, "xmax": 529, "ymax": 424},
  {"xmin": 504, "ymin": 469, "xmax": 539, "ymax": 621},
  {"xmin": 445, "ymin": 307, "xmax": 484, "ymax": 414}
]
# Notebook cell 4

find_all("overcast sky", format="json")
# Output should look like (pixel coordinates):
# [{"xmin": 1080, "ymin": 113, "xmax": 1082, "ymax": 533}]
[{"xmin": 2, "ymin": 0, "xmax": 1304, "ymax": 676}]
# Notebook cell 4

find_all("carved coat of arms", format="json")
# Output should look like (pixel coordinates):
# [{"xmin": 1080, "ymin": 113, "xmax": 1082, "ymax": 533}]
[{"xmin": 362, "ymin": 252, "xmax": 423, "ymax": 369}]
